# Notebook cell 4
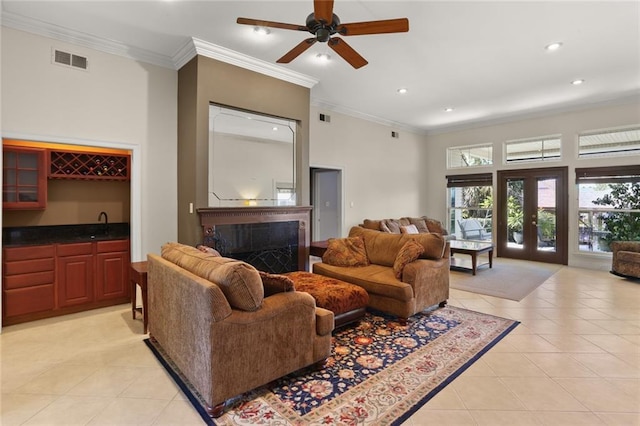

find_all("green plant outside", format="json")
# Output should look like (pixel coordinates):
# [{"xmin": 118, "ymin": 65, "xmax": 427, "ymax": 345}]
[{"xmin": 592, "ymin": 182, "xmax": 640, "ymax": 248}]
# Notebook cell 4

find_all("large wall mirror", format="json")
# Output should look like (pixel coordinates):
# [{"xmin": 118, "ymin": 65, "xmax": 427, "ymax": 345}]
[{"xmin": 208, "ymin": 104, "xmax": 297, "ymax": 207}]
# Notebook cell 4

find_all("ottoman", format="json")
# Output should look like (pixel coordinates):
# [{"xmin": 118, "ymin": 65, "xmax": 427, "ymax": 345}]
[{"xmin": 285, "ymin": 271, "xmax": 369, "ymax": 328}]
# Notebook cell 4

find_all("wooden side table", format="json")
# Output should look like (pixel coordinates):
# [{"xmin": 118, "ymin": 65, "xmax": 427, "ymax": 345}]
[
  {"xmin": 130, "ymin": 261, "xmax": 148, "ymax": 333},
  {"xmin": 310, "ymin": 240, "xmax": 329, "ymax": 258}
]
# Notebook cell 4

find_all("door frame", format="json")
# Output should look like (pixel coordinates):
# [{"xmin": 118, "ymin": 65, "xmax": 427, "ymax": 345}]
[
  {"xmin": 310, "ymin": 166, "xmax": 344, "ymax": 241},
  {"xmin": 497, "ymin": 166, "xmax": 568, "ymax": 264}
]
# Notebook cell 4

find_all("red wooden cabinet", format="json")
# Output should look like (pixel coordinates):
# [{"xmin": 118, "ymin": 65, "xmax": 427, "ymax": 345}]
[
  {"xmin": 96, "ymin": 239, "xmax": 130, "ymax": 301},
  {"xmin": 57, "ymin": 243, "xmax": 94, "ymax": 307},
  {"xmin": 2, "ymin": 146, "xmax": 47, "ymax": 210}
]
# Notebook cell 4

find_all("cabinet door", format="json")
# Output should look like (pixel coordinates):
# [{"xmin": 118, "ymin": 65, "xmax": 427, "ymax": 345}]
[
  {"xmin": 2, "ymin": 146, "xmax": 47, "ymax": 210},
  {"xmin": 57, "ymin": 254, "xmax": 94, "ymax": 307},
  {"xmin": 95, "ymin": 250, "xmax": 129, "ymax": 300}
]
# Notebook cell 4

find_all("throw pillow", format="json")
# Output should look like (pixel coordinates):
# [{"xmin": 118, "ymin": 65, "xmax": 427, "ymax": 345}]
[
  {"xmin": 384, "ymin": 219, "xmax": 402, "ymax": 234},
  {"xmin": 400, "ymin": 224, "xmax": 420, "ymax": 234},
  {"xmin": 393, "ymin": 240, "xmax": 425, "ymax": 279},
  {"xmin": 423, "ymin": 217, "xmax": 447, "ymax": 235},
  {"xmin": 379, "ymin": 221, "xmax": 392, "ymax": 233},
  {"xmin": 322, "ymin": 236, "xmax": 369, "ymax": 267},
  {"xmin": 409, "ymin": 218, "xmax": 430, "ymax": 233},
  {"xmin": 259, "ymin": 271, "xmax": 295, "ymax": 296}
]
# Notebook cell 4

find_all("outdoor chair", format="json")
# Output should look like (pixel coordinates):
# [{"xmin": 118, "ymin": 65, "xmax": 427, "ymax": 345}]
[{"xmin": 457, "ymin": 218, "xmax": 492, "ymax": 241}]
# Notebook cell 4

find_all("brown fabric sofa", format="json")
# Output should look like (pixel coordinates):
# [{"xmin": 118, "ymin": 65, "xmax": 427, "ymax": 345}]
[
  {"xmin": 147, "ymin": 242, "xmax": 334, "ymax": 417},
  {"xmin": 313, "ymin": 226, "xmax": 450, "ymax": 322},
  {"xmin": 361, "ymin": 216, "xmax": 456, "ymax": 241},
  {"xmin": 611, "ymin": 241, "xmax": 640, "ymax": 279}
]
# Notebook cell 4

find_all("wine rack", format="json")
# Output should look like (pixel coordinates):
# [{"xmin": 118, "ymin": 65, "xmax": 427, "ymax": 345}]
[{"xmin": 48, "ymin": 150, "xmax": 130, "ymax": 181}]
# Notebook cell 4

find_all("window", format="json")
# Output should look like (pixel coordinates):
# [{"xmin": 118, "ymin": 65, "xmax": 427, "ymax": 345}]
[
  {"xmin": 576, "ymin": 165, "xmax": 640, "ymax": 253},
  {"xmin": 505, "ymin": 135, "xmax": 561, "ymax": 163},
  {"xmin": 447, "ymin": 173, "xmax": 493, "ymax": 240},
  {"xmin": 447, "ymin": 144, "xmax": 493, "ymax": 169},
  {"xmin": 578, "ymin": 126, "xmax": 640, "ymax": 158}
]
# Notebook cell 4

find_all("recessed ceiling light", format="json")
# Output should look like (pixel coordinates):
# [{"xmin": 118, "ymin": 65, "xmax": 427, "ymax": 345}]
[
  {"xmin": 545, "ymin": 42, "xmax": 563, "ymax": 51},
  {"xmin": 253, "ymin": 27, "xmax": 270, "ymax": 36},
  {"xmin": 397, "ymin": 88, "xmax": 408, "ymax": 94},
  {"xmin": 571, "ymin": 79, "xmax": 585, "ymax": 85},
  {"xmin": 444, "ymin": 107, "xmax": 454, "ymax": 112}
]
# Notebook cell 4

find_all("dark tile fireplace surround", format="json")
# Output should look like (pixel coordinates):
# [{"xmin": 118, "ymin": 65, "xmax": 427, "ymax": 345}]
[{"xmin": 197, "ymin": 206, "xmax": 312, "ymax": 274}]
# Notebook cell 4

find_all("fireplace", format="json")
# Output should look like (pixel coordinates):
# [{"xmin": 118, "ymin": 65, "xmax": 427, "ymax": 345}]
[{"xmin": 197, "ymin": 206, "xmax": 312, "ymax": 273}]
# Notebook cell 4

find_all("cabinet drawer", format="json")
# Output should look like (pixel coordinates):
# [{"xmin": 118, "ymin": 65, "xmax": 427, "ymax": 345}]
[
  {"xmin": 4, "ymin": 258, "xmax": 55, "ymax": 276},
  {"xmin": 4, "ymin": 271, "xmax": 55, "ymax": 290},
  {"xmin": 4, "ymin": 245, "xmax": 55, "ymax": 261},
  {"xmin": 57, "ymin": 242, "xmax": 93, "ymax": 256},
  {"xmin": 97, "ymin": 239, "xmax": 129, "ymax": 253},
  {"xmin": 3, "ymin": 285, "xmax": 55, "ymax": 317}
]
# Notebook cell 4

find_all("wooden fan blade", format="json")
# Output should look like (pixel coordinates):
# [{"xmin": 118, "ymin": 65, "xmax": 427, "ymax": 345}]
[
  {"xmin": 277, "ymin": 38, "xmax": 317, "ymax": 63},
  {"xmin": 237, "ymin": 17, "xmax": 306, "ymax": 32},
  {"xmin": 314, "ymin": 0, "xmax": 334, "ymax": 24},
  {"xmin": 328, "ymin": 38, "xmax": 368, "ymax": 69},
  {"xmin": 337, "ymin": 18, "xmax": 409, "ymax": 36}
]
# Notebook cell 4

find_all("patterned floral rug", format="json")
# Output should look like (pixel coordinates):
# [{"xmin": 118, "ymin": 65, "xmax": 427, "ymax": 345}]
[{"xmin": 145, "ymin": 306, "xmax": 518, "ymax": 426}]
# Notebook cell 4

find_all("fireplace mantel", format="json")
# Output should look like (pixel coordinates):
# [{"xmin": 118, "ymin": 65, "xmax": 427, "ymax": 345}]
[{"xmin": 197, "ymin": 206, "xmax": 312, "ymax": 272}]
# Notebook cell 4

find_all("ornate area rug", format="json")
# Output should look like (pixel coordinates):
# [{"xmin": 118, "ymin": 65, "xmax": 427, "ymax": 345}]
[{"xmin": 145, "ymin": 306, "xmax": 518, "ymax": 425}]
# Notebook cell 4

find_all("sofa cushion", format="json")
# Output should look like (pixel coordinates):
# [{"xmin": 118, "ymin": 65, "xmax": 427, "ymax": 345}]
[
  {"xmin": 161, "ymin": 242, "xmax": 264, "ymax": 311},
  {"xmin": 362, "ymin": 219, "xmax": 382, "ymax": 231},
  {"xmin": 408, "ymin": 218, "xmax": 430, "ymax": 233},
  {"xmin": 322, "ymin": 236, "xmax": 370, "ymax": 267},
  {"xmin": 400, "ymin": 224, "xmax": 419, "ymax": 234},
  {"xmin": 393, "ymin": 240, "xmax": 425, "ymax": 279},
  {"xmin": 259, "ymin": 271, "xmax": 295, "ymax": 296},
  {"xmin": 422, "ymin": 217, "xmax": 447, "ymax": 235},
  {"xmin": 382, "ymin": 219, "xmax": 401, "ymax": 234},
  {"xmin": 349, "ymin": 226, "xmax": 446, "ymax": 266}
]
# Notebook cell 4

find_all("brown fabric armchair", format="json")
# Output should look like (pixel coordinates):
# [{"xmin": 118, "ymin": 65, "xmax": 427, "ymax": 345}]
[
  {"xmin": 147, "ymin": 243, "xmax": 334, "ymax": 418},
  {"xmin": 611, "ymin": 241, "xmax": 640, "ymax": 279}
]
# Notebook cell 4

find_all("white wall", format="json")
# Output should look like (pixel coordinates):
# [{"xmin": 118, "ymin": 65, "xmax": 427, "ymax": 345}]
[
  {"xmin": 310, "ymin": 106, "xmax": 429, "ymax": 235},
  {"xmin": 424, "ymin": 100, "xmax": 640, "ymax": 270},
  {"xmin": 1, "ymin": 27, "xmax": 178, "ymax": 259}
]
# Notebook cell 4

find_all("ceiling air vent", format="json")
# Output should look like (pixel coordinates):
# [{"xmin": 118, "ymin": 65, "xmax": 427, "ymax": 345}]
[{"xmin": 52, "ymin": 48, "xmax": 89, "ymax": 71}]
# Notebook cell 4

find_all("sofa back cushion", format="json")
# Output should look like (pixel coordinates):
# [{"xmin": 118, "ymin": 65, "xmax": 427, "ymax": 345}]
[
  {"xmin": 161, "ymin": 242, "xmax": 264, "ymax": 311},
  {"xmin": 349, "ymin": 227, "xmax": 447, "ymax": 266}
]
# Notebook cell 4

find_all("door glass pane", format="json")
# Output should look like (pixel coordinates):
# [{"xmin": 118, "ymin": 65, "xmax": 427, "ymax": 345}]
[
  {"xmin": 507, "ymin": 179, "xmax": 524, "ymax": 249},
  {"xmin": 537, "ymin": 178, "xmax": 557, "ymax": 252}
]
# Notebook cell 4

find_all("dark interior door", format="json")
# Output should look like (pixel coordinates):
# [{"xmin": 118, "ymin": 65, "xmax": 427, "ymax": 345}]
[{"xmin": 497, "ymin": 167, "xmax": 568, "ymax": 264}]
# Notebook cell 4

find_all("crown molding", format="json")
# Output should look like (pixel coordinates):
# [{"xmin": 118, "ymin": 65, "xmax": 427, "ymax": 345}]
[
  {"xmin": 311, "ymin": 99, "xmax": 428, "ymax": 135},
  {"xmin": 1, "ymin": 11, "xmax": 176, "ymax": 69},
  {"xmin": 172, "ymin": 38, "xmax": 318, "ymax": 89}
]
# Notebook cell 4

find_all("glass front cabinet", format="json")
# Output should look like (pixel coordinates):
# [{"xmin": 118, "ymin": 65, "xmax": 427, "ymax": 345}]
[{"xmin": 2, "ymin": 146, "xmax": 47, "ymax": 210}]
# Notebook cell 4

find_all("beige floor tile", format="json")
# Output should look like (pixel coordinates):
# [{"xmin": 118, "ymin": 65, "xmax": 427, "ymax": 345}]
[
  {"xmin": 66, "ymin": 365, "xmax": 146, "ymax": 397},
  {"xmin": 502, "ymin": 334, "xmax": 563, "ymax": 352},
  {"xmin": 452, "ymin": 376, "xmax": 526, "ymax": 410},
  {"xmin": 501, "ymin": 377, "xmax": 588, "ymax": 411},
  {"xmin": 120, "ymin": 367, "xmax": 181, "ymax": 400},
  {"xmin": 571, "ymin": 353, "xmax": 640, "ymax": 378},
  {"xmin": 469, "ymin": 410, "xmax": 539, "ymax": 425},
  {"xmin": 481, "ymin": 352, "xmax": 547, "ymax": 377},
  {"xmin": 595, "ymin": 412, "xmax": 640, "ymax": 425},
  {"xmin": 20, "ymin": 395, "xmax": 113, "ymax": 426},
  {"xmin": 404, "ymin": 408, "xmax": 476, "ymax": 425},
  {"xmin": 533, "ymin": 410, "xmax": 608, "ymax": 425},
  {"xmin": 13, "ymin": 363, "xmax": 100, "ymax": 395},
  {"xmin": 151, "ymin": 399, "xmax": 208, "ymax": 425},
  {"xmin": 0, "ymin": 394, "xmax": 58, "ymax": 426},
  {"xmin": 420, "ymin": 384, "xmax": 465, "ymax": 409},
  {"xmin": 581, "ymin": 334, "xmax": 640, "ymax": 354},
  {"xmin": 87, "ymin": 397, "xmax": 172, "ymax": 425},
  {"xmin": 524, "ymin": 353, "xmax": 599, "ymax": 378},
  {"xmin": 538, "ymin": 334, "xmax": 607, "ymax": 353},
  {"xmin": 555, "ymin": 377, "xmax": 640, "ymax": 413}
]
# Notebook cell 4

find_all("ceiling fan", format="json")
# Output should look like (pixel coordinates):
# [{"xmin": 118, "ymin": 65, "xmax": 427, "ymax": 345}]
[{"xmin": 237, "ymin": 0, "xmax": 409, "ymax": 69}]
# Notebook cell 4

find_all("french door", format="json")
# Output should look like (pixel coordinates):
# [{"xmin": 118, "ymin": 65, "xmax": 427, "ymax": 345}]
[{"xmin": 497, "ymin": 167, "xmax": 568, "ymax": 264}]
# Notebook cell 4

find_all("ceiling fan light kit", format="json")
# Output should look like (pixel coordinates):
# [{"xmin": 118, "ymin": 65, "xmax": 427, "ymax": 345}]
[{"xmin": 237, "ymin": 0, "xmax": 409, "ymax": 69}]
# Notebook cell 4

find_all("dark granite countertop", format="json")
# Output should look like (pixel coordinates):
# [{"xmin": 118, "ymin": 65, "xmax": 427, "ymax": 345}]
[{"xmin": 2, "ymin": 223, "xmax": 130, "ymax": 247}]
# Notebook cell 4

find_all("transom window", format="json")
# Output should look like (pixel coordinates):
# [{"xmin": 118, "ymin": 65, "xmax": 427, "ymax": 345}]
[
  {"xmin": 446, "ymin": 143, "xmax": 493, "ymax": 169},
  {"xmin": 505, "ymin": 135, "xmax": 561, "ymax": 163},
  {"xmin": 578, "ymin": 126, "xmax": 640, "ymax": 158}
]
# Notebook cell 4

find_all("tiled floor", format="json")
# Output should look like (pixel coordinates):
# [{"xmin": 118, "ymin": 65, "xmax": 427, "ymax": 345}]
[{"xmin": 1, "ymin": 265, "xmax": 638, "ymax": 425}]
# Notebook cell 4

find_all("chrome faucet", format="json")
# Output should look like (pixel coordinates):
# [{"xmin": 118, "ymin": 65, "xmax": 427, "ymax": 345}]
[{"xmin": 98, "ymin": 211, "xmax": 109, "ymax": 235}]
